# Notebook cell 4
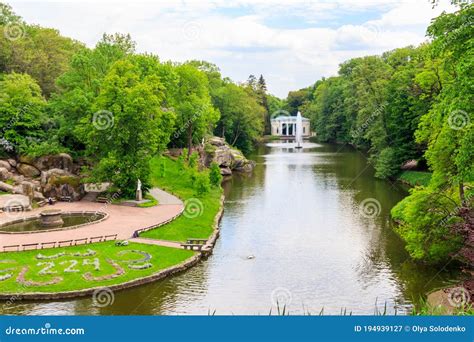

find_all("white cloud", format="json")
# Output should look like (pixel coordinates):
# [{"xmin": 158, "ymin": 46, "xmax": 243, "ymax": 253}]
[{"xmin": 8, "ymin": 0, "xmax": 458, "ymax": 97}]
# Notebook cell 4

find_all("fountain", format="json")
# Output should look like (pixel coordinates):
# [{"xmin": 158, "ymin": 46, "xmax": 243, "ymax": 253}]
[
  {"xmin": 40, "ymin": 209, "xmax": 64, "ymax": 227},
  {"xmin": 295, "ymin": 111, "xmax": 303, "ymax": 149}
]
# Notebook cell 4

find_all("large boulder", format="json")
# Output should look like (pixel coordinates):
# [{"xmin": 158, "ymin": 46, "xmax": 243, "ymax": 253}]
[
  {"xmin": 27, "ymin": 153, "xmax": 74, "ymax": 172},
  {"xmin": 16, "ymin": 163, "xmax": 41, "ymax": 178},
  {"xmin": 0, "ymin": 160, "xmax": 12, "ymax": 171},
  {"xmin": 205, "ymin": 136, "xmax": 255, "ymax": 175},
  {"xmin": 43, "ymin": 173, "xmax": 84, "ymax": 201},
  {"xmin": 0, "ymin": 167, "xmax": 13, "ymax": 181}
]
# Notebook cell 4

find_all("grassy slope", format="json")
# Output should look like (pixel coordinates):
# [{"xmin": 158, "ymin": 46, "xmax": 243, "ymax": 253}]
[
  {"xmin": 0, "ymin": 241, "xmax": 194, "ymax": 293},
  {"xmin": 397, "ymin": 171, "xmax": 432, "ymax": 187},
  {"xmin": 141, "ymin": 156, "xmax": 222, "ymax": 242}
]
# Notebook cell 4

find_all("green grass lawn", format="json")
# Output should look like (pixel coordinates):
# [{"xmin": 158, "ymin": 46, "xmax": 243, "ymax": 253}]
[
  {"xmin": 140, "ymin": 155, "xmax": 222, "ymax": 242},
  {"xmin": 0, "ymin": 241, "xmax": 194, "ymax": 294},
  {"xmin": 397, "ymin": 171, "xmax": 432, "ymax": 187}
]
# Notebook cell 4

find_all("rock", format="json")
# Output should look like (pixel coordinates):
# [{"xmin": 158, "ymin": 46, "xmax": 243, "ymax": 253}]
[
  {"xmin": 21, "ymin": 181, "xmax": 35, "ymax": 202},
  {"xmin": 7, "ymin": 159, "xmax": 16, "ymax": 168},
  {"xmin": 205, "ymin": 136, "xmax": 255, "ymax": 174},
  {"xmin": 17, "ymin": 163, "xmax": 41, "ymax": 178},
  {"xmin": 220, "ymin": 167, "xmax": 232, "ymax": 176},
  {"xmin": 43, "ymin": 173, "xmax": 84, "ymax": 201},
  {"xmin": 34, "ymin": 191, "xmax": 45, "ymax": 201},
  {"xmin": 208, "ymin": 136, "xmax": 226, "ymax": 147},
  {"xmin": 0, "ymin": 160, "xmax": 11, "ymax": 171},
  {"xmin": 0, "ymin": 167, "xmax": 13, "ymax": 181},
  {"xmin": 32, "ymin": 153, "xmax": 73, "ymax": 172},
  {"xmin": 213, "ymin": 148, "xmax": 233, "ymax": 167},
  {"xmin": 11, "ymin": 174, "xmax": 24, "ymax": 184},
  {"xmin": 0, "ymin": 181, "xmax": 14, "ymax": 193},
  {"xmin": 401, "ymin": 159, "xmax": 418, "ymax": 170},
  {"xmin": 234, "ymin": 161, "xmax": 256, "ymax": 173},
  {"xmin": 41, "ymin": 168, "xmax": 71, "ymax": 185}
]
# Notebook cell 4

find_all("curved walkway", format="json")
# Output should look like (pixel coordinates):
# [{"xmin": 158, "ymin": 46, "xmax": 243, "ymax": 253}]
[{"xmin": 0, "ymin": 188, "xmax": 183, "ymax": 250}]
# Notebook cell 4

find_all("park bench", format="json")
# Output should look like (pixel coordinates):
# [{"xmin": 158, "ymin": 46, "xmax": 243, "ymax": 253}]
[
  {"xmin": 89, "ymin": 236, "xmax": 103, "ymax": 243},
  {"xmin": 186, "ymin": 238, "xmax": 207, "ymax": 245},
  {"xmin": 59, "ymin": 196, "xmax": 72, "ymax": 202},
  {"xmin": 96, "ymin": 196, "xmax": 109, "ymax": 203},
  {"xmin": 41, "ymin": 241, "xmax": 56, "ymax": 249},
  {"xmin": 74, "ymin": 238, "xmax": 88, "ymax": 245},
  {"xmin": 104, "ymin": 234, "xmax": 117, "ymax": 241},
  {"xmin": 3, "ymin": 245, "xmax": 19, "ymax": 252},
  {"xmin": 58, "ymin": 240, "xmax": 73, "ymax": 247},
  {"xmin": 181, "ymin": 243, "xmax": 203, "ymax": 251},
  {"xmin": 23, "ymin": 243, "xmax": 39, "ymax": 251}
]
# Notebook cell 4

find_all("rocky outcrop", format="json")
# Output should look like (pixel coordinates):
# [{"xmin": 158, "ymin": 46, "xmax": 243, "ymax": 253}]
[
  {"xmin": 204, "ymin": 137, "xmax": 255, "ymax": 175},
  {"xmin": 17, "ymin": 163, "xmax": 41, "ymax": 178},
  {"xmin": 0, "ymin": 153, "xmax": 83, "ymax": 201}
]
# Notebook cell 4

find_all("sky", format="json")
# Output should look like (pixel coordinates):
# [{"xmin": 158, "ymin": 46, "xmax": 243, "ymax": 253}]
[{"xmin": 8, "ymin": 0, "xmax": 458, "ymax": 98}]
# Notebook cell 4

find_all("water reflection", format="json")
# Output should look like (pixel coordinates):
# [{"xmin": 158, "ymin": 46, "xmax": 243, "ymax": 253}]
[{"xmin": 0, "ymin": 142, "xmax": 463, "ymax": 315}]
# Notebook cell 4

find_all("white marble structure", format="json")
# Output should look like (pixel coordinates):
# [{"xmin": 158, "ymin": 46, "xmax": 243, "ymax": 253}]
[{"xmin": 271, "ymin": 114, "xmax": 311, "ymax": 137}]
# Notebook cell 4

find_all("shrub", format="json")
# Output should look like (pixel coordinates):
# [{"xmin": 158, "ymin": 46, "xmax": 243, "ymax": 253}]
[
  {"xmin": 188, "ymin": 151, "xmax": 199, "ymax": 169},
  {"xmin": 391, "ymin": 187, "xmax": 463, "ymax": 264},
  {"xmin": 209, "ymin": 162, "xmax": 222, "ymax": 187},
  {"xmin": 194, "ymin": 172, "xmax": 210, "ymax": 196}
]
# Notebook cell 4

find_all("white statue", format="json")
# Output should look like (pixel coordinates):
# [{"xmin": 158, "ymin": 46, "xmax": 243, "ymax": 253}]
[{"xmin": 137, "ymin": 179, "xmax": 142, "ymax": 192}]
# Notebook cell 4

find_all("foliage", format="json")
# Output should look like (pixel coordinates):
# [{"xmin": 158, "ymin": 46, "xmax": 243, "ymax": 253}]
[
  {"xmin": 194, "ymin": 172, "xmax": 211, "ymax": 196},
  {"xmin": 209, "ymin": 162, "xmax": 222, "ymax": 187},
  {"xmin": 0, "ymin": 73, "xmax": 49, "ymax": 155},
  {"xmin": 391, "ymin": 188, "xmax": 463, "ymax": 263},
  {"xmin": 141, "ymin": 156, "xmax": 222, "ymax": 242},
  {"xmin": 398, "ymin": 171, "xmax": 432, "ymax": 187},
  {"xmin": 85, "ymin": 56, "xmax": 176, "ymax": 197}
]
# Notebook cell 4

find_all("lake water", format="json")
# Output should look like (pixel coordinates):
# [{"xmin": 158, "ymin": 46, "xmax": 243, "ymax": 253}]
[{"xmin": 0, "ymin": 142, "xmax": 463, "ymax": 315}]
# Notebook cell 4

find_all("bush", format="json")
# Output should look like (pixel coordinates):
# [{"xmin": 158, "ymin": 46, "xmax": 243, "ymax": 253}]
[
  {"xmin": 391, "ymin": 187, "xmax": 463, "ymax": 263},
  {"xmin": 188, "ymin": 151, "xmax": 199, "ymax": 169},
  {"xmin": 209, "ymin": 162, "xmax": 222, "ymax": 187},
  {"xmin": 194, "ymin": 172, "xmax": 210, "ymax": 196},
  {"xmin": 374, "ymin": 147, "xmax": 400, "ymax": 179}
]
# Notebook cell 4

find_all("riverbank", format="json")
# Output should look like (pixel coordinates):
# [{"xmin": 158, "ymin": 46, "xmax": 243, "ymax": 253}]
[{"xmin": 141, "ymin": 156, "xmax": 223, "ymax": 242}]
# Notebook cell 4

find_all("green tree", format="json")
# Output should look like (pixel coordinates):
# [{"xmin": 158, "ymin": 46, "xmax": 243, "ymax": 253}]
[
  {"xmin": 86, "ymin": 57, "xmax": 176, "ymax": 197},
  {"xmin": 172, "ymin": 64, "xmax": 219, "ymax": 157},
  {"xmin": 0, "ymin": 73, "xmax": 49, "ymax": 155}
]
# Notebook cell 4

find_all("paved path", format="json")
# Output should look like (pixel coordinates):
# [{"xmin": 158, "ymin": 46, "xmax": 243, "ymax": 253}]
[
  {"xmin": 0, "ymin": 188, "xmax": 183, "ymax": 250},
  {"xmin": 130, "ymin": 237, "xmax": 182, "ymax": 249}
]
